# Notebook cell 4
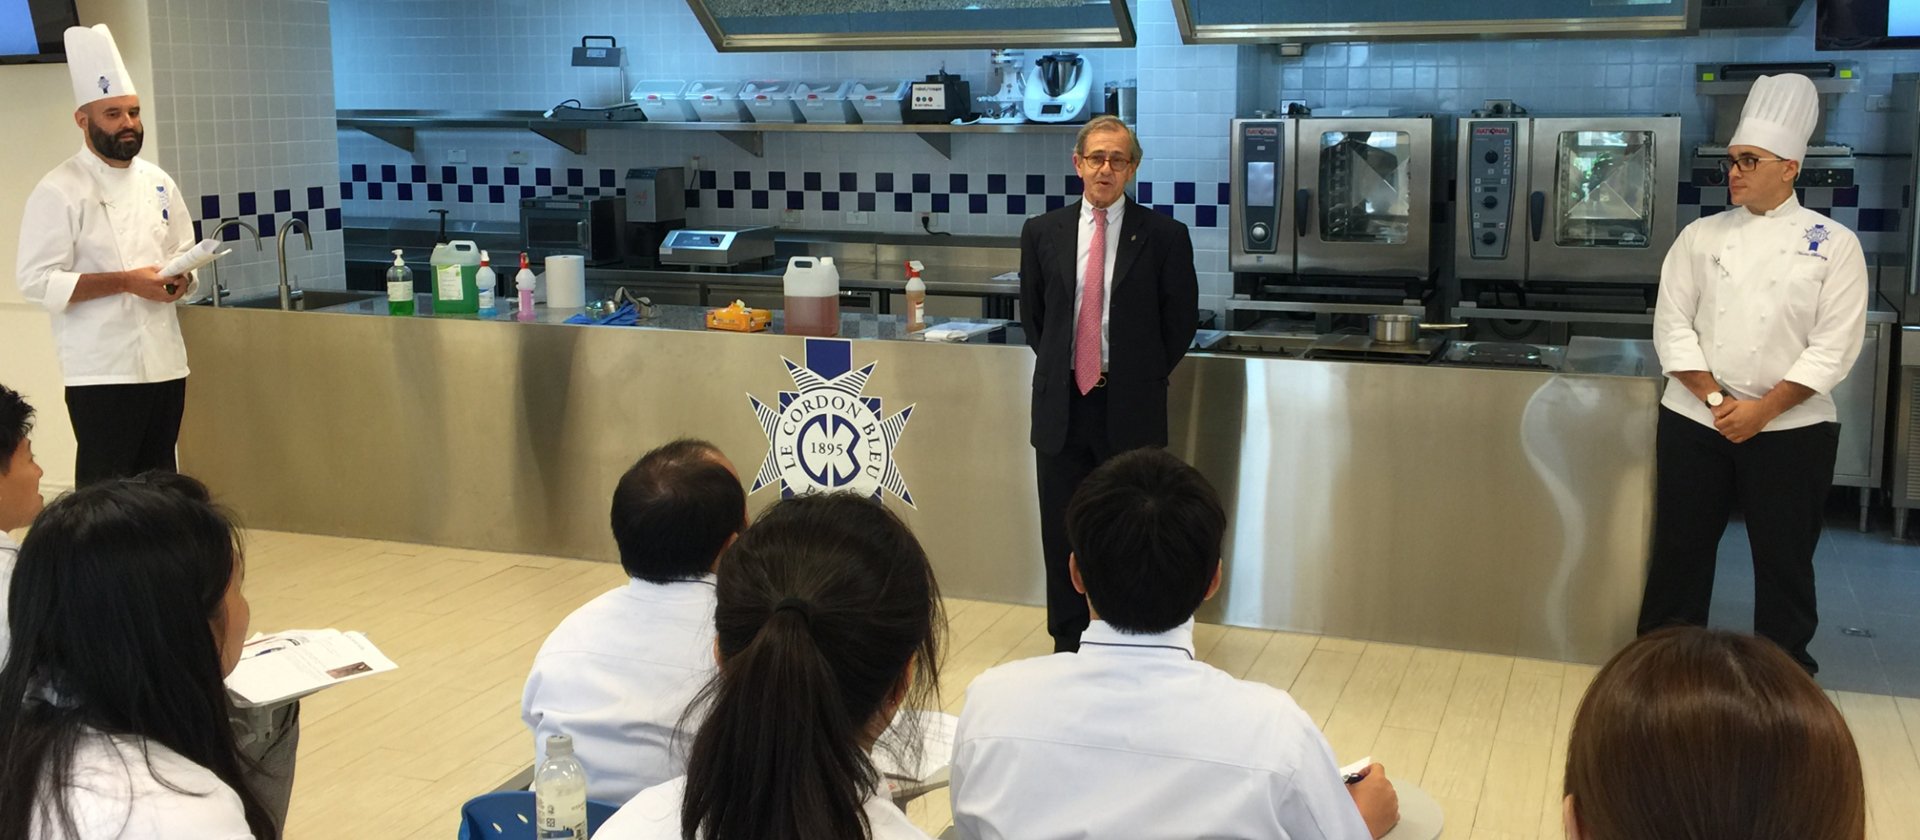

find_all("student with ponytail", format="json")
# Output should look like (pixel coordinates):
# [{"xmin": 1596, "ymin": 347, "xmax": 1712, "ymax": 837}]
[
  {"xmin": 0, "ymin": 473, "xmax": 277, "ymax": 840},
  {"xmin": 597, "ymin": 492, "xmax": 945, "ymax": 840}
]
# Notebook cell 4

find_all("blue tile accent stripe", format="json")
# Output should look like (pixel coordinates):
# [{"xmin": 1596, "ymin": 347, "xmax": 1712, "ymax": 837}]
[{"xmin": 192, "ymin": 185, "xmax": 342, "ymax": 240}]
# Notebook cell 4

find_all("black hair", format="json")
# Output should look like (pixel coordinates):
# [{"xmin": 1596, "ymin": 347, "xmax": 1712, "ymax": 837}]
[
  {"xmin": 680, "ymin": 493, "xmax": 944, "ymax": 840},
  {"xmin": 0, "ymin": 473, "xmax": 278, "ymax": 840},
  {"xmin": 610, "ymin": 439, "xmax": 746, "ymax": 584},
  {"xmin": 1066, "ymin": 448, "xmax": 1226, "ymax": 634},
  {"xmin": 0, "ymin": 384, "xmax": 32, "ymax": 474}
]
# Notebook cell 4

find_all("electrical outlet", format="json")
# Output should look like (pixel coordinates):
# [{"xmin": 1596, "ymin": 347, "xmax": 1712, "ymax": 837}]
[
  {"xmin": 508, "ymin": 150, "xmax": 530, "ymax": 165},
  {"xmin": 447, "ymin": 149, "xmax": 468, "ymax": 163},
  {"xmin": 782, "ymin": 206, "xmax": 802, "ymax": 225},
  {"xmin": 845, "ymin": 211, "xmax": 870, "ymax": 225},
  {"xmin": 918, "ymin": 211, "xmax": 940, "ymax": 231}
]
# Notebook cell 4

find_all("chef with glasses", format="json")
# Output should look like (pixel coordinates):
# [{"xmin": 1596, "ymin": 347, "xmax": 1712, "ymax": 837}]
[{"xmin": 1640, "ymin": 73, "xmax": 1867, "ymax": 675}]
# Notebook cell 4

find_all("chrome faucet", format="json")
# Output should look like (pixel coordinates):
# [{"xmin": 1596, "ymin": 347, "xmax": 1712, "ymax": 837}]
[
  {"xmin": 277, "ymin": 217, "xmax": 313, "ymax": 311},
  {"xmin": 204, "ymin": 219, "xmax": 262, "ymax": 307}
]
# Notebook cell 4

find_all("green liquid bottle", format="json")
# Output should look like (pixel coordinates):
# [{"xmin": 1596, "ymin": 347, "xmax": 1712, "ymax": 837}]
[{"xmin": 386, "ymin": 249, "xmax": 415, "ymax": 316}]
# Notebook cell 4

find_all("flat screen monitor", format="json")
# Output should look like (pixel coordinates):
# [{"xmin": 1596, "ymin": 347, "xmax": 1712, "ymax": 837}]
[
  {"xmin": 1818, "ymin": 0, "xmax": 1920, "ymax": 50},
  {"xmin": 0, "ymin": 0, "xmax": 81, "ymax": 65}
]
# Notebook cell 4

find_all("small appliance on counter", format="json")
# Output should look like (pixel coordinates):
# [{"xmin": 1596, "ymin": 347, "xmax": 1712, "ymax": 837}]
[
  {"xmin": 522, "ymin": 196, "xmax": 626, "ymax": 266},
  {"xmin": 624, "ymin": 167, "xmax": 687, "ymax": 269},
  {"xmin": 1437, "ymin": 340, "xmax": 1567, "ymax": 371},
  {"xmin": 976, "ymin": 49, "xmax": 1026, "ymax": 125},
  {"xmin": 908, "ymin": 68, "xmax": 971, "ymax": 125},
  {"xmin": 1025, "ymin": 52, "xmax": 1092, "ymax": 124},
  {"xmin": 657, "ymin": 225, "xmax": 777, "ymax": 269}
]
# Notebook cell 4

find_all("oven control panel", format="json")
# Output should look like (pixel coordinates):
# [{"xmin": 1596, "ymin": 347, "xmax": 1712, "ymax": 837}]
[
  {"xmin": 1237, "ymin": 120, "xmax": 1285, "ymax": 256},
  {"xmin": 1466, "ymin": 122, "xmax": 1515, "ymax": 260}
]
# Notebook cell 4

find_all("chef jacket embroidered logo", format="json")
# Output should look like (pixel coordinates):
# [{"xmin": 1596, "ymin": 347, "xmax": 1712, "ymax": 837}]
[
  {"xmin": 748, "ymin": 339, "xmax": 915, "ymax": 506},
  {"xmin": 1805, "ymin": 224, "xmax": 1831, "ymax": 255},
  {"xmin": 98, "ymin": 76, "xmax": 109, "ymax": 94}
]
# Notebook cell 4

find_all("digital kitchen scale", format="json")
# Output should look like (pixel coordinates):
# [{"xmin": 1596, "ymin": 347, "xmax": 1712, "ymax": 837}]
[{"xmin": 657, "ymin": 225, "xmax": 777, "ymax": 268}]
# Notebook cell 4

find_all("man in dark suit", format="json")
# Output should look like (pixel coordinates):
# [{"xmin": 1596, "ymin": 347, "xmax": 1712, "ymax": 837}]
[{"xmin": 1021, "ymin": 115, "xmax": 1200, "ymax": 653}]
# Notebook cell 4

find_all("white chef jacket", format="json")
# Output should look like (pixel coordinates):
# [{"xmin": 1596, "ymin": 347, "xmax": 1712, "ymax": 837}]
[
  {"xmin": 30, "ymin": 728, "xmax": 254, "ymax": 839},
  {"xmin": 596, "ymin": 776, "xmax": 931, "ymax": 840},
  {"xmin": 521, "ymin": 576, "xmax": 718, "ymax": 806},
  {"xmin": 1072, "ymin": 199, "xmax": 1125, "ymax": 370},
  {"xmin": 1654, "ymin": 195, "xmax": 1867, "ymax": 432},
  {"xmin": 0, "ymin": 530, "xmax": 16, "ymax": 666},
  {"xmin": 15, "ymin": 149, "xmax": 200, "ymax": 387},
  {"xmin": 950, "ymin": 620, "xmax": 1373, "ymax": 840}
]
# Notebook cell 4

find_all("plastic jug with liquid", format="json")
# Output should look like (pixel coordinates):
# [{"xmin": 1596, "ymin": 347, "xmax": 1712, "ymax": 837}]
[
  {"xmin": 428, "ymin": 240, "xmax": 482, "ymax": 315},
  {"xmin": 783, "ymin": 256, "xmax": 840, "ymax": 337}
]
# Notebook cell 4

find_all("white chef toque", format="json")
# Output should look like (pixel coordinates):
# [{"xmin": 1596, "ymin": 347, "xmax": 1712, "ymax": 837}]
[
  {"xmin": 1728, "ymin": 73, "xmax": 1819, "ymax": 163},
  {"xmin": 64, "ymin": 24, "xmax": 137, "ymax": 109}
]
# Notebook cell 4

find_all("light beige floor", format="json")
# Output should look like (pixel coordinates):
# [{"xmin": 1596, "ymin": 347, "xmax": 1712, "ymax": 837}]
[{"xmin": 243, "ymin": 529, "xmax": 1920, "ymax": 840}]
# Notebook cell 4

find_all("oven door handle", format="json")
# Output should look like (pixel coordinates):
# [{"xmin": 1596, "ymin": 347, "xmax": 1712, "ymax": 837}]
[
  {"xmin": 1529, "ymin": 191, "xmax": 1545, "ymax": 243},
  {"xmin": 1295, "ymin": 188, "xmax": 1311, "ymax": 239}
]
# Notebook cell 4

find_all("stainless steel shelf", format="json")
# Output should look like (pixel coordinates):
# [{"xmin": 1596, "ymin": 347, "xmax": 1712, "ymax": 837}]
[{"xmin": 336, "ymin": 109, "xmax": 1083, "ymax": 159}]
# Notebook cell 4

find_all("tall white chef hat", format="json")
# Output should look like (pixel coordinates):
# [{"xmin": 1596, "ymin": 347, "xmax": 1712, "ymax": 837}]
[
  {"xmin": 1728, "ymin": 73, "xmax": 1819, "ymax": 163},
  {"xmin": 64, "ymin": 24, "xmax": 137, "ymax": 109}
]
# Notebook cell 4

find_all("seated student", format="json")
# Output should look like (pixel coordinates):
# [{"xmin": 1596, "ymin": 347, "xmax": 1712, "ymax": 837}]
[
  {"xmin": 1562, "ymin": 626, "xmax": 1864, "ymax": 840},
  {"xmin": 597, "ymin": 492, "xmax": 946, "ymax": 840},
  {"xmin": 522, "ymin": 440, "xmax": 748, "ymax": 805},
  {"xmin": 0, "ymin": 473, "xmax": 278, "ymax": 839},
  {"xmin": 0, "ymin": 384, "xmax": 48, "ymax": 658},
  {"xmin": 950, "ymin": 448, "xmax": 1399, "ymax": 840}
]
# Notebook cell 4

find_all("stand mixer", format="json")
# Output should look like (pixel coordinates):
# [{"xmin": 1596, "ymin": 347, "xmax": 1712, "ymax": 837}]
[{"xmin": 975, "ymin": 49, "xmax": 1026, "ymax": 125}]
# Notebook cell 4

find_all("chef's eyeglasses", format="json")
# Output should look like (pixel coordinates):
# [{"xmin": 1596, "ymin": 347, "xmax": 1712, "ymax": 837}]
[
  {"xmin": 1719, "ymin": 155, "xmax": 1789, "ymax": 174},
  {"xmin": 1079, "ymin": 153, "xmax": 1135, "ymax": 170}
]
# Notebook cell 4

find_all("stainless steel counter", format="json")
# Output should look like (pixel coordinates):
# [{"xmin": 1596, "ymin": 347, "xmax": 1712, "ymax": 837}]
[{"xmin": 176, "ymin": 305, "xmax": 1660, "ymax": 664}]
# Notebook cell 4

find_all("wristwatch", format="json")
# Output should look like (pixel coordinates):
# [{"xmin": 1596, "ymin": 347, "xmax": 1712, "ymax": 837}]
[{"xmin": 1705, "ymin": 390, "xmax": 1726, "ymax": 408}]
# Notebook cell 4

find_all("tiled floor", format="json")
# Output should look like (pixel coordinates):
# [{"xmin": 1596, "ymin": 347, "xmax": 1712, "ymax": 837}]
[{"xmin": 1708, "ymin": 509, "xmax": 1920, "ymax": 696}]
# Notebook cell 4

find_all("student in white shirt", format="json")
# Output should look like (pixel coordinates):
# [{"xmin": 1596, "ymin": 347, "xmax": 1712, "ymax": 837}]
[
  {"xmin": 522, "ymin": 439, "xmax": 747, "ymax": 805},
  {"xmin": 1562, "ymin": 627, "xmax": 1864, "ymax": 840},
  {"xmin": 598, "ymin": 493, "xmax": 946, "ymax": 840},
  {"xmin": 0, "ymin": 384, "xmax": 49, "ymax": 661},
  {"xmin": 0, "ymin": 473, "xmax": 274, "ymax": 839},
  {"xmin": 950, "ymin": 448, "xmax": 1399, "ymax": 840}
]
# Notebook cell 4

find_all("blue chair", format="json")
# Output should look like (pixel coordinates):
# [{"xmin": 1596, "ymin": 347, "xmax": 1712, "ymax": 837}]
[{"xmin": 457, "ymin": 791, "xmax": 620, "ymax": 839}]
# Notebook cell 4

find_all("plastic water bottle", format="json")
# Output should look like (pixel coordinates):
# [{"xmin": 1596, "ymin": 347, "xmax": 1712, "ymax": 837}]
[{"xmin": 535, "ymin": 734, "xmax": 588, "ymax": 839}]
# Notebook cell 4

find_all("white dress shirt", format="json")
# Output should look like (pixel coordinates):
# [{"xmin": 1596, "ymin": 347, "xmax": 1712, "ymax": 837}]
[
  {"xmin": 0, "ymin": 530, "xmax": 16, "ymax": 666},
  {"xmin": 596, "ymin": 776, "xmax": 931, "ymax": 840},
  {"xmin": 950, "ymin": 619, "xmax": 1372, "ymax": 840},
  {"xmin": 15, "ymin": 149, "xmax": 200, "ymax": 387},
  {"xmin": 33, "ymin": 728, "xmax": 255, "ymax": 839},
  {"xmin": 1654, "ymin": 195, "xmax": 1868, "ymax": 432},
  {"xmin": 521, "ymin": 576, "xmax": 718, "ymax": 805},
  {"xmin": 1072, "ymin": 199, "xmax": 1125, "ymax": 371}
]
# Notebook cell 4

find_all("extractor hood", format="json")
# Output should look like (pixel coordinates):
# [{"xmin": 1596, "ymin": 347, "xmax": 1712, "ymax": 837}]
[
  {"xmin": 683, "ymin": 0, "xmax": 1135, "ymax": 51},
  {"xmin": 1171, "ymin": 0, "xmax": 1698, "ymax": 43}
]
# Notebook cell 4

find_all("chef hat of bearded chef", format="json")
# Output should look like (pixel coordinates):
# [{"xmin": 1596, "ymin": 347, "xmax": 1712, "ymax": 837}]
[
  {"xmin": 1728, "ymin": 73, "xmax": 1819, "ymax": 163},
  {"xmin": 64, "ymin": 24, "xmax": 137, "ymax": 109}
]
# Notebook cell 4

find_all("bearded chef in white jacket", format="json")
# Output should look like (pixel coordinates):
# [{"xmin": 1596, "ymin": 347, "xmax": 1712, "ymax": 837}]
[
  {"xmin": 15, "ymin": 24, "xmax": 201, "ymax": 487},
  {"xmin": 1640, "ymin": 73, "xmax": 1868, "ymax": 675}
]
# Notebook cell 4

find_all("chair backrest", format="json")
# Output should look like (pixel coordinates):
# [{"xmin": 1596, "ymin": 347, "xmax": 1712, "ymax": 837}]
[{"xmin": 457, "ymin": 791, "xmax": 621, "ymax": 839}]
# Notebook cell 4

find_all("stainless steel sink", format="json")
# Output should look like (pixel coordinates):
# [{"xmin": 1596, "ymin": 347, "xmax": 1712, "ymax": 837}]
[{"xmin": 215, "ymin": 290, "xmax": 385, "ymax": 311}]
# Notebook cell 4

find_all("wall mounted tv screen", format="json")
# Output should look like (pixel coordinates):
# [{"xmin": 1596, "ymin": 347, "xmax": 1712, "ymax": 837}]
[
  {"xmin": 1819, "ymin": 0, "xmax": 1920, "ymax": 50},
  {"xmin": 1, "ymin": 0, "xmax": 81, "ymax": 65}
]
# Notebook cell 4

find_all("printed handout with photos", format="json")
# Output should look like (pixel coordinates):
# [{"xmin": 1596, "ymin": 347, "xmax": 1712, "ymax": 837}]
[{"xmin": 225, "ymin": 628, "xmax": 398, "ymax": 708}]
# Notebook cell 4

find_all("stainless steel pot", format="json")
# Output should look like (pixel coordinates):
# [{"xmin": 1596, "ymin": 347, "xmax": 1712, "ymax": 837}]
[{"xmin": 1370, "ymin": 313, "xmax": 1467, "ymax": 344}]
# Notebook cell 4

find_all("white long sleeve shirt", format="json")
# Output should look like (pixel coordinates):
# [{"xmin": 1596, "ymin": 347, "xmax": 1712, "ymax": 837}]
[
  {"xmin": 32, "ymin": 729, "xmax": 254, "ymax": 839},
  {"xmin": 14, "ymin": 149, "xmax": 199, "ymax": 386},
  {"xmin": 949, "ymin": 620, "xmax": 1373, "ymax": 840},
  {"xmin": 1653, "ymin": 195, "xmax": 1868, "ymax": 431},
  {"xmin": 596, "ymin": 776, "xmax": 931, "ymax": 840},
  {"xmin": 1072, "ymin": 199, "xmax": 1124, "ymax": 370},
  {"xmin": 521, "ymin": 576, "xmax": 717, "ymax": 805},
  {"xmin": 0, "ymin": 531, "xmax": 15, "ymax": 667}
]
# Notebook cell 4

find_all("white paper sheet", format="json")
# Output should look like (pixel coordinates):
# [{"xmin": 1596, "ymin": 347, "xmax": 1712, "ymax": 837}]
[
  {"xmin": 225, "ymin": 628, "xmax": 398, "ymax": 708},
  {"xmin": 872, "ymin": 708, "xmax": 959, "ymax": 782}
]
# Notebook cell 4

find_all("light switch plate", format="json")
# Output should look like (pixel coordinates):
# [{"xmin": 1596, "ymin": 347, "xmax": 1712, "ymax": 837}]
[
  {"xmin": 508, "ymin": 150, "xmax": 530, "ymax": 165},
  {"xmin": 447, "ymin": 149, "xmax": 468, "ymax": 163}
]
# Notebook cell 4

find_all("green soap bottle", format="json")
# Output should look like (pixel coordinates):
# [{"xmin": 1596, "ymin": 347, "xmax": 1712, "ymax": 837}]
[{"xmin": 386, "ymin": 249, "xmax": 415, "ymax": 316}]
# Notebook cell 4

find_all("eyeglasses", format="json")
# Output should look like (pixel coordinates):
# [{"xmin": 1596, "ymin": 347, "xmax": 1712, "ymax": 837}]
[
  {"xmin": 1719, "ymin": 155, "xmax": 1789, "ymax": 174},
  {"xmin": 1079, "ymin": 153, "xmax": 1135, "ymax": 171}
]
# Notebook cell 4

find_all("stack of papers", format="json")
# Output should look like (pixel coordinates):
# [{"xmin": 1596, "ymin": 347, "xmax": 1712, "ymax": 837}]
[{"xmin": 225, "ymin": 629, "xmax": 398, "ymax": 708}]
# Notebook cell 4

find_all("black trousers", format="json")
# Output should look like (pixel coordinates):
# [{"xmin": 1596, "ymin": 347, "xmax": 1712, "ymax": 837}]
[
  {"xmin": 64, "ymin": 378, "xmax": 188, "ymax": 486},
  {"xmin": 1035, "ymin": 385, "xmax": 1121, "ymax": 653},
  {"xmin": 1638, "ymin": 407, "xmax": 1839, "ymax": 673}
]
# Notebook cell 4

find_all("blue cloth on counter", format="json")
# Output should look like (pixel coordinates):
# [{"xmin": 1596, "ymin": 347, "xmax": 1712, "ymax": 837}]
[{"xmin": 564, "ymin": 302, "xmax": 639, "ymax": 326}]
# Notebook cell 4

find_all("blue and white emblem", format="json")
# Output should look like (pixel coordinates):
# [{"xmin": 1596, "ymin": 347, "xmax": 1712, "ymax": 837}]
[
  {"xmin": 748, "ymin": 339, "xmax": 915, "ymax": 506},
  {"xmin": 155, "ymin": 185, "xmax": 168, "ymax": 221},
  {"xmin": 1804, "ymin": 224, "xmax": 1830, "ymax": 253},
  {"xmin": 97, "ymin": 75, "xmax": 110, "ymax": 95}
]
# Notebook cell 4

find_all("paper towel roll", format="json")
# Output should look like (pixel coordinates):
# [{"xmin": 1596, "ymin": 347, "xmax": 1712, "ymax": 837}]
[{"xmin": 544, "ymin": 255, "xmax": 587, "ymax": 309}]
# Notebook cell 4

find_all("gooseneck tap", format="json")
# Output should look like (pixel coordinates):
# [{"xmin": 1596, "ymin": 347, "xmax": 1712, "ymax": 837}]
[
  {"xmin": 277, "ymin": 217, "xmax": 313, "ymax": 311},
  {"xmin": 205, "ymin": 219, "xmax": 263, "ymax": 307}
]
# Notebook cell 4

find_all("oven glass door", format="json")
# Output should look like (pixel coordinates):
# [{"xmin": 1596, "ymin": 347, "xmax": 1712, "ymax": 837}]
[
  {"xmin": 1552, "ymin": 130, "xmax": 1657, "ymax": 249},
  {"xmin": 526, "ymin": 215, "xmax": 588, "ymax": 249},
  {"xmin": 1523, "ymin": 117, "xmax": 1680, "ymax": 285},
  {"xmin": 1294, "ymin": 117, "xmax": 1433, "ymax": 279},
  {"xmin": 1317, "ymin": 130, "xmax": 1413, "ymax": 245}
]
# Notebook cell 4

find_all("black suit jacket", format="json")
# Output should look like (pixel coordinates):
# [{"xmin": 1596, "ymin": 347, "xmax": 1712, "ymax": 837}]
[{"xmin": 1020, "ymin": 197, "xmax": 1199, "ymax": 455}]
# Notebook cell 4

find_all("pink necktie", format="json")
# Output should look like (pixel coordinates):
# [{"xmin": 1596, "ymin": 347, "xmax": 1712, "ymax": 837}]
[{"xmin": 1075, "ymin": 209, "xmax": 1107, "ymax": 395}]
